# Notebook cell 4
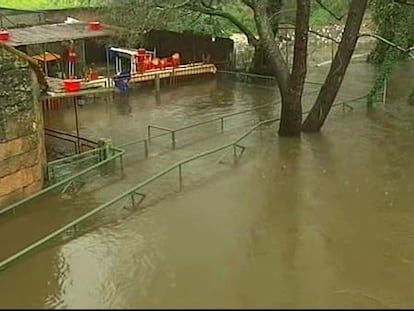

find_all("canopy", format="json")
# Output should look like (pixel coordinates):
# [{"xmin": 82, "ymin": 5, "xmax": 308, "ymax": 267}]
[{"xmin": 31, "ymin": 51, "xmax": 61, "ymax": 62}]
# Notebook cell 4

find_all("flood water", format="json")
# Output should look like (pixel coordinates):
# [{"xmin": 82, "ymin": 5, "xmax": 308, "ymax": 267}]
[{"xmin": 2, "ymin": 46, "xmax": 414, "ymax": 308}]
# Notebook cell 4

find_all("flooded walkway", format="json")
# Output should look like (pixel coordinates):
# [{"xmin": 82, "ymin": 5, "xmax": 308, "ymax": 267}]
[{"xmin": 2, "ymin": 53, "xmax": 414, "ymax": 308}]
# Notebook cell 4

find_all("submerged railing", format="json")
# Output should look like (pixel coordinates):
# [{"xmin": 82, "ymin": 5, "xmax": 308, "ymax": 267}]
[
  {"xmin": 118, "ymin": 102, "xmax": 280, "ymax": 153},
  {"xmin": 0, "ymin": 91, "xmax": 308, "ymax": 218},
  {"xmin": 0, "ymin": 95, "xmax": 366, "ymax": 271},
  {"xmin": 44, "ymin": 128, "xmax": 98, "ymax": 155},
  {"xmin": 0, "ymin": 145, "xmax": 125, "ymax": 218},
  {"xmin": 217, "ymin": 70, "xmax": 324, "ymax": 88},
  {"xmin": 122, "ymin": 88, "xmax": 321, "ymax": 153},
  {"xmin": 46, "ymin": 143, "xmax": 108, "ymax": 185}
]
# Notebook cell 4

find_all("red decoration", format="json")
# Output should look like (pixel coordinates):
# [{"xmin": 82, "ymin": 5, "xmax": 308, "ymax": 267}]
[
  {"xmin": 68, "ymin": 48, "xmax": 77, "ymax": 63},
  {"xmin": 0, "ymin": 30, "xmax": 10, "ymax": 41},
  {"xmin": 63, "ymin": 79, "xmax": 81, "ymax": 92},
  {"xmin": 89, "ymin": 22, "xmax": 101, "ymax": 31}
]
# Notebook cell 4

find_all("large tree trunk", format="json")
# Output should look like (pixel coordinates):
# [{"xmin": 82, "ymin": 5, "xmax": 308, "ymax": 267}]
[
  {"xmin": 278, "ymin": 0, "xmax": 310, "ymax": 137},
  {"xmin": 250, "ymin": 43, "xmax": 265, "ymax": 74},
  {"xmin": 302, "ymin": 0, "xmax": 369, "ymax": 132},
  {"xmin": 253, "ymin": 0, "xmax": 289, "ymax": 103},
  {"xmin": 250, "ymin": 0, "xmax": 283, "ymax": 76},
  {"xmin": 250, "ymin": 43, "xmax": 273, "ymax": 75}
]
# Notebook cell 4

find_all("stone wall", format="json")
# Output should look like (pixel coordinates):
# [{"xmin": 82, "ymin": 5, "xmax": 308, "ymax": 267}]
[{"xmin": 0, "ymin": 47, "xmax": 46, "ymax": 208}]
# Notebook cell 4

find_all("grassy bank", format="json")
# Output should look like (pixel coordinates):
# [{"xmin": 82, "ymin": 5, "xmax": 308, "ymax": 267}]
[{"xmin": 1, "ymin": 0, "xmax": 98, "ymax": 10}]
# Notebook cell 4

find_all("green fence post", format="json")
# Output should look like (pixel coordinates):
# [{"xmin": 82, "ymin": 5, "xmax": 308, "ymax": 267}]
[
  {"xmin": 233, "ymin": 145, "xmax": 237, "ymax": 165},
  {"xmin": 98, "ymin": 138, "xmax": 113, "ymax": 176},
  {"xmin": 144, "ymin": 139, "xmax": 149, "ymax": 158},
  {"xmin": 147, "ymin": 126, "xmax": 151, "ymax": 143},
  {"xmin": 171, "ymin": 131, "xmax": 176, "ymax": 150},
  {"xmin": 97, "ymin": 139, "xmax": 106, "ymax": 162},
  {"xmin": 178, "ymin": 164, "xmax": 183, "ymax": 191}
]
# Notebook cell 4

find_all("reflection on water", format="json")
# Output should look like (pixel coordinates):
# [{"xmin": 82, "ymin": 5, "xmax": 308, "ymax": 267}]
[{"xmin": 1, "ymin": 53, "xmax": 414, "ymax": 308}]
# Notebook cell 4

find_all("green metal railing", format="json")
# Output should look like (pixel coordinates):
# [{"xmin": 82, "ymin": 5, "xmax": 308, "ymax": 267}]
[
  {"xmin": 0, "ymin": 146, "xmax": 125, "ymax": 218},
  {"xmin": 117, "ymin": 102, "xmax": 280, "ymax": 156},
  {"xmin": 0, "ymin": 95, "xmax": 366, "ymax": 271},
  {"xmin": 124, "ymin": 88, "xmax": 320, "ymax": 153},
  {"xmin": 217, "ymin": 70, "xmax": 324, "ymax": 87},
  {"xmin": 44, "ymin": 128, "xmax": 98, "ymax": 155},
  {"xmin": 46, "ymin": 148, "xmax": 104, "ymax": 185},
  {"xmin": 147, "ymin": 102, "xmax": 277, "ymax": 150}
]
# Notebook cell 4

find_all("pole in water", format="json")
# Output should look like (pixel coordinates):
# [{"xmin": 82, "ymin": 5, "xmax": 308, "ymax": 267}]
[
  {"xmin": 155, "ymin": 73, "xmax": 160, "ymax": 93},
  {"xmin": 74, "ymin": 97, "xmax": 81, "ymax": 153}
]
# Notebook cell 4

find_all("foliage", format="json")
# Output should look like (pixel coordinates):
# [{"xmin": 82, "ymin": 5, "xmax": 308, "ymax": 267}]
[
  {"xmin": 310, "ymin": 0, "xmax": 350, "ymax": 26},
  {"xmin": 1, "ymin": 0, "xmax": 101, "ymax": 9},
  {"xmin": 3, "ymin": 0, "xmax": 350, "ymax": 35},
  {"xmin": 367, "ymin": 0, "xmax": 414, "ymax": 105}
]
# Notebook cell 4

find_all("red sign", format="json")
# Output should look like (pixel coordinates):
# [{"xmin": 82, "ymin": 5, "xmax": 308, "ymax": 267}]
[{"xmin": 68, "ymin": 49, "xmax": 77, "ymax": 62}]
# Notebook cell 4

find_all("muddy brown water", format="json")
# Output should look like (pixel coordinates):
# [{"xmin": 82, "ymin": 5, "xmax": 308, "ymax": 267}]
[{"xmin": 1, "ymin": 43, "xmax": 414, "ymax": 308}]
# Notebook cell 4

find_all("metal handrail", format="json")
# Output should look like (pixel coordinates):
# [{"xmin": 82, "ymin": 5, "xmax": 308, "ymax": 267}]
[
  {"xmin": 0, "ymin": 146, "xmax": 125, "ymax": 217},
  {"xmin": 1, "ymin": 93, "xmax": 287, "ymax": 217},
  {"xmin": 0, "ymin": 95, "xmax": 366, "ymax": 271},
  {"xmin": 45, "ymin": 128, "xmax": 98, "ymax": 146},
  {"xmin": 118, "ymin": 100, "xmax": 283, "ymax": 153},
  {"xmin": 217, "ymin": 70, "xmax": 324, "ymax": 86},
  {"xmin": 48, "ymin": 147, "xmax": 103, "ymax": 166},
  {"xmin": 52, "ymin": 154, "xmax": 100, "ymax": 170},
  {"xmin": 147, "ymin": 89, "xmax": 321, "ymax": 150}
]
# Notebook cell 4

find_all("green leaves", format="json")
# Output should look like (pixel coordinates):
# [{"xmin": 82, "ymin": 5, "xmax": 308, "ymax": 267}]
[{"xmin": 368, "ymin": 0, "xmax": 414, "ymax": 105}]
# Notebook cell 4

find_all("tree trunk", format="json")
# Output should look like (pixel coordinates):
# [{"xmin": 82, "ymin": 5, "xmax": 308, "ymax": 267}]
[
  {"xmin": 250, "ymin": 0, "xmax": 283, "ymax": 76},
  {"xmin": 278, "ymin": 0, "xmax": 310, "ymax": 137},
  {"xmin": 302, "ymin": 0, "xmax": 369, "ymax": 132},
  {"xmin": 250, "ymin": 43, "xmax": 273, "ymax": 75},
  {"xmin": 253, "ymin": 0, "xmax": 289, "ymax": 101}
]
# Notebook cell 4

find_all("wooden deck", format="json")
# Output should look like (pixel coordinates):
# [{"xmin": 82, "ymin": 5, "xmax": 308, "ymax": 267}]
[
  {"xmin": 128, "ymin": 63, "xmax": 217, "ymax": 83},
  {"xmin": 46, "ymin": 77, "xmax": 113, "ymax": 94},
  {"xmin": 42, "ymin": 79, "xmax": 114, "ymax": 110},
  {"xmin": 41, "ymin": 63, "xmax": 217, "ymax": 110}
]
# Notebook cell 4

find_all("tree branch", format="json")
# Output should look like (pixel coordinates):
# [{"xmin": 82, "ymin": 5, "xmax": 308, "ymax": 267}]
[
  {"xmin": 359, "ymin": 32, "xmax": 414, "ymax": 59},
  {"xmin": 393, "ymin": 0, "xmax": 414, "ymax": 5},
  {"xmin": 241, "ymin": 0, "xmax": 254, "ymax": 10},
  {"xmin": 278, "ymin": 25, "xmax": 341, "ymax": 43},
  {"xmin": 314, "ymin": 0, "xmax": 346, "ymax": 21},
  {"xmin": 152, "ymin": 0, "xmax": 192, "ymax": 9},
  {"xmin": 155, "ymin": 0, "xmax": 258, "ymax": 45}
]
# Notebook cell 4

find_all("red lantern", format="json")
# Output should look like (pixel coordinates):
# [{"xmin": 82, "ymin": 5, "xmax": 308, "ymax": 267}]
[
  {"xmin": 0, "ymin": 30, "xmax": 10, "ymax": 41},
  {"xmin": 88, "ymin": 21, "xmax": 101, "ymax": 31},
  {"xmin": 68, "ymin": 48, "xmax": 77, "ymax": 63}
]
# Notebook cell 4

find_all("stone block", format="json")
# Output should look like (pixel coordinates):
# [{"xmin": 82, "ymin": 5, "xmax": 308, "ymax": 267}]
[
  {"xmin": 0, "ymin": 138, "xmax": 23, "ymax": 160},
  {"xmin": 0, "ymin": 47, "xmax": 45, "ymax": 207},
  {"xmin": 0, "ymin": 134, "xmax": 39, "ymax": 160},
  {"xmin": 0, "ymin": 188, "xmax": 23, "ymax": 209},
  {"xmin": 0, "ymin": 149, "xmax": 39, "ymax": 179},
  {"xmin": 3, "ymin": 113, "xmax": 36, "ymax": 141},
  {"xmin": 0, "ymin": 165, "xmax": 43, "ymax": 197},
  {"xmin": 23, "ymin": 181, "xmax": 43, "ymax": 197}
]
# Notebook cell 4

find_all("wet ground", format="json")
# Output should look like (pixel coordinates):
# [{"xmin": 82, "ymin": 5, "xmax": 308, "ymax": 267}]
[{"xmin": 2, "ymin": 42, "xmax": 414, "ymax": 308}]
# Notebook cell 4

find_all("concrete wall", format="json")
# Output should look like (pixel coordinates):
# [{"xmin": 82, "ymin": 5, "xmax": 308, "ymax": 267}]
[{"xmin": 0, "ymin": 47, "xmax": 46, "ymax": 208}]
